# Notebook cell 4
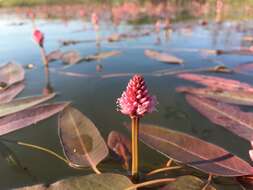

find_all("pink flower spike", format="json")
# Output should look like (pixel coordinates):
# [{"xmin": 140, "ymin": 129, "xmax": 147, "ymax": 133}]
[
  {"xmin": 117, "ymin": 74, "xmax": 157, "ymax": 118},
  {"xmin": 249, "ymin": 141, "xmax": 253, "ymax": 162},
  {"xmin": 33, "ymin": 29, "xmax": 44, "ymax": 47}
]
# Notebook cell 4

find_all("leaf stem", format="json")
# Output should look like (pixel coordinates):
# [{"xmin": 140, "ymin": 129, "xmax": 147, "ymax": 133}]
[
  {"xmin": 146, "ymin": 166, "xmax": 182, "ymax": 176},
  {"xmin": 131, "ymin": 116, "xmax": 139, "ymax": 178},
  {"xmin": 125, "ymin": 178, "xmax": 176, "ymax": 190}
]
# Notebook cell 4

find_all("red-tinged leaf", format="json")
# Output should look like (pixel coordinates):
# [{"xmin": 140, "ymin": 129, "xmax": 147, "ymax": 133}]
[
  {"xmin": 0, "ymin": 93, "xmax": 55, "ymax": 118},
  {"xmin": 58, "ymin": 106, "xmax": 109, "ymax": 168},
  {"xmin": 145, "ymin": 49, "xmax": 183, "ymax": 64},
  {"xmin": 0, "ymin": 102, "xmax": 69, "ymax": 136},
  {"xmin": 186, "ymin": 95, "xmax": 253, "ymax": 141},
  {"xmin": 0, "ymin": 82, "xmax": 24, "ymax": 104},
  {"xmin": 49, "ymin": 69, "xmax": 93, "ymax": 78},
  {"xmin": 61, "ymin": 51, "xmax": 82, "ymax": 65},
  {"xmin": 177, "ymin": 73, "xmax": 253, "ymax": 92},
  {"xmin": 237, "ymin": 175, "xmax": 253, "ymax": 189},
  {"xmin": 234, "ymin": 62, "xmax": 253, "ymax": 75},
  {"xmin": 107, "ymin": 131, "xmax": 131, "ymax": 170},
  {"xmin": 85, "ymin": 51, "xmax": 121, "ymax": 61},
  {"xmin": 101, "ymin": 73, "xmax": 135, "ymax": 79},
  {"xmin": 177, "ymin": 87, "xmax": 253, "ymax": 106},
  {"xmin": 131, "ymin": 123, "xmax": 253, "ymax": 176},
  {"xmin": 46, "ymin": 50, "xmax": 63, "ymax": 63},
  {"xmin": 0, "ymin": 63, "xmax": 25, "ymax": 88}
]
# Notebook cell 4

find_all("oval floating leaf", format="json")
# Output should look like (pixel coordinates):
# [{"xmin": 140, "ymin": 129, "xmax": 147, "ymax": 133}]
[
  {"xmin": 107, "ymin": 131, "xmax": 131, "ymax": 170},
  {"xmin": 0, "ymin": 82, "xmax": 24, "ymax": 104},
  {"xmin": 145, "ymin": 49, "xmax": 183, "ymax": 64},
  {"xmin": 0, "ymin": 62, "xmax": 25, "ymax": 88},
  {"xmin": 0, "ymin": 93, "xmax": 55, "ymax": 118},
  {"xmin": 16, "ymin": 173, "xmax": 134, "ymax": 190},
  {"xmin": 61, "ymin": 51, "xmax": 82, "ymax": 65},
  {"xmin": 46, "ymin": 50, "xmax": 63, "ymax": 63},
  {"xmin": 177, "ymin": 73, "xmax": 253, "ymax": 92},
  {"xmin": 58, "ymin": 106, "xmax": 108, "ymax": 168},
  {"xmin": 0, "ymin": 102, "xmax": 69, "ymax": 136},
  {"xmin": 85, "ymin": 51, "xmax": 121, "ymax": 61},
  {"xmin": 177, "ymin": 87, "xmax": 253, "ymax": 106},
  {"xmin": 234, "ymin": 62, "xmax": 253, "ymax": 75},
  {"xmin": 185, "ymin": 95, "xmax": 253, "ymax": 141},
  {"xmin": 161, "ymin": 175, "xmax": 216, "ymax": 190},
  {"xmin": 133, "ymin": 123, "xmax": 253, "ymax": 176}
]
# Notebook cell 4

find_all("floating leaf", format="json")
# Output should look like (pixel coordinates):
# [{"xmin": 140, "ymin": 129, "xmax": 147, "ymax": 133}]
[
  {"xmin": 145, "ymin": 49, "xmax": 183, "ymax": 64},
  {"xmin": 177, "ymin": 73, "xmax": 253, "ymax": 92},
  {"xmin": 177, "ymin": 87, "xmax": 253, "ymax": 106},
  {"xmin": 59, "ymin": 39, "xmax": 97, "ymax": 46},
  {"xmin": 0, "ymin": 62, "xmax": 25, "ymax": 88},
  {"xmin": 0, "ymin": 93, "xmax": 55, "ymax": 118},
  {"xmin": 58, "ymin": 106, "xmax": 108, "ymax": 168},
  {"xmin": 0, "ymin": 82, "xmax": 24, "ymax": 104},
  {"xmin": 46, "ymin": 50, "xmax": 63, "ymax": 63},
  {"xmin": 207, "ymin": 65, "xmax": 233, "ymax": 73},
  {"xmin": 61, "ymin": 51, "xmax": 82, "ymax": 65},
  {"xmin": 0, "ymin": 102, "xmax": 68, "ymax": 136},
  {"xmin": 242, "ymin": 36, "xmax": 253, "ymax": 42},
  {"xmin": 234, "ymin": 62, "xmax": 253, "ymax": 75},
  {"xmin": 84, "ymin": 51, "xmax": 121, "ymax": 61},
  {"xmin": 15, "ymin": 173, "xmax": 134, "ymax": 190},
  {"xmin": 161, "ymin": 175, "xmax": 216, "ymax": 190},
  {"xmin": 185, "ymin": 95, "xmax": 253, "ymax": 141},
  {"xmin": 107, "ymin": 131, "xmax": 131, "ymax": 169},
  {"xmin": 131, "ymin": 123, "xmax": 253, "ymax": 176},
  {"xmin": 49, "ymin": 69, "xmax": 93, "ymax": 78}
]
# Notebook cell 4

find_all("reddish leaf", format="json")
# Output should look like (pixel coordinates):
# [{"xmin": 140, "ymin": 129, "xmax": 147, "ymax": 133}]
[
  {"xmin": 177, "ymin": 73, "xmax": 253, "ymax": 92},
  {"xmin": 0, "ymin": 82, "xmax": 24, "ymax": 104},
  {"xmin": 46, "ymin": 50, "xmax": 63, "ymax": 63},
  {"xmin": 177, "ymin": 87, "xmax": 253, "ymax": 106},
  {"xmin": 186, "ymin": 95, "xmax": 253, "ymax": 141},
  {"xmin": 133, "ymin": 123, "xmax": 253, "ymax": 176},
  {"xmin": 234, "ymin": 62, "xmax": 253, "ymax": 75},
  {"xmin": 145, "ymin": 49, "xmax": 183, "ymax": 64},
  {"xmin": 107, "ymin": 131, "xmax": 131, "ymax": 170},
  {"xmin": 0, "ymin": 102, "xmax": 69, "ymax": 136},
  {"xmin": 0, "ymin": 63, "xmax": 25, "ymax": 88}
]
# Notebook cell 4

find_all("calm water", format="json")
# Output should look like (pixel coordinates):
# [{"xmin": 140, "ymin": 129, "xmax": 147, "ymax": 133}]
[{"xmin": 1, "ymin": 3, "xmax": 253, "ymax": 189}]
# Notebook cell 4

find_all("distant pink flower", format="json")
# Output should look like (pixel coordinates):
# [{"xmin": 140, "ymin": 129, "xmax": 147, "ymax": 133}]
[
  {"xmin": 91, "ymin": 12, "xmax": 99, "ymax": 25},
  {"xmin": 249, "ymin": 141, "xmax": 253, "ymax": 162},
  {"xmin": 33, "ymin": 29, "xmax": 44, "ymax": 47},
  {"xmin": 117, "ymin": 74, "xmax": 157, "ymax": 118}
]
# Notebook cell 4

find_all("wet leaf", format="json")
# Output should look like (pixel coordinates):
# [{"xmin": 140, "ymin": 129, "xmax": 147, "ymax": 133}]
[
  {"xmin": 46, "ymin": 50, "xmax": 63, "ymax": 63},
  {"xmin": 131, "ymin": 123, "xmax": 253, "ymax": 176},
  {"xmin": 0, "ymin": 82, "xmax": 24, "ymax": 104},
  {"xmin": 61, "ymin": 51, "xmax": 82, "ymax": 65},
  {"xmin": 0, "ymin": 102, "xmax": 69, "ymax": 136},
  {"xmin": 107, "ymin": 131, "xmax": 131, "ymax": 170},
  {"xmin": 177, "ymin": 87, "xmax": 253, "ymax": 106},
  {"xmin": 0, "ymin": 62, "xmax": 25, "ymax": 88},
  {"xmin": 84, "ymin": 51, "xmax": 121, "ymax": 61},
  {"xmin": 58, "ymin": 106, "xmax": 108, "ymax": 168},
  {"xmin": 161, "ymin": 175, "xmax": 216, "ymax": 190},
  {"xmin": 49, "ymin": 69, "xmax": 93, "ymax": 78},
  {"xmin": 145, "ymin": 49, "xmax": 183, "ymax": 64},
  {"xmin": 234, "ymin": 62, "xmax": 253, "ymax": 75},
  {"xmin": 16, "ymin": 173, "xmax": 134, "ymax": 190},
  {"xmin": 177, "ymin": 73, "xmax": 253, "ymax": 92},
  {"xmin": 207, "ymin": 65, "xmax": 232, "ymax": 73},
  {"xmin": 237, "ymin": 175, "xmax": 253, "ymax": 189},
  {"xmin": 0, "ymin": 93, "xmax": 55, "ymax": 118},
  {"xmin": 185, "ymin": 95, "xmax": 253, "ymax": 141}
]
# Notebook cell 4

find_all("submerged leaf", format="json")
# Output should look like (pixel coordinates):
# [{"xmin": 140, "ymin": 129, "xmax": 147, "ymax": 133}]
[
  {"xmin": 131, "ymin": 123, "xmax": 253, "ymax": 176},
  {"xmin": 0, "ymin": 62, "xmax": 25, "ymax": 88},
  {"xmin": 145, "ymin": 49, "xmax": 183, "ymax": 64},
  {"xmin": 0, "ymin": 82, "xmax": 24, "ymax": 104},
  {"xmin": 16, "ymin": 173, "xmax": 134, "ymax": 190},
  {"xmin": 0, "ymin": 102, "xmax": 69, "ymax": 136},
  {"xmin": 58, "ymin": 106, "xmax": 108, "ymax": 168},
  {"xmin": 161, "ymin": 175, "xmax": 216, "ymax": 190},
  {"xmin": 185, "ymin": 95, "xmax": 253, "ymax": 141},
  {"xmin": 107, "ymin": 131, "xmax": 131, "ymax": 170},
  {"xmin": 0, "ymin": 93, "xmax": 55, "ymax": 118},
  {"xmin": 177, "ymin": 73, "xmax": 253, "ymax": 92},
  {"xmin": 46, "ymin": 50, "xmax": 63, "ymax": 63},
  {"xmin": 177, "ymin": 87, "xmax": 253, "ymax": 106},
  {"xmin": 84, "ymin": 51, "xmax": 121, "ymax": 61}
]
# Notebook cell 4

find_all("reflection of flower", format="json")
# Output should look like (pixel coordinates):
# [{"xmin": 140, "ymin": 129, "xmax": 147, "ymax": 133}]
[
  {"xmin": 249, "ymin": 141, "xmax": 253, "ymax": 161},
  {"xmin": 117, "ymin": 74, "xmax": 157, "ymax": 118},
  {"xmin": 33, "ymin": 29, "xmax": 44, "ymax": 47}
]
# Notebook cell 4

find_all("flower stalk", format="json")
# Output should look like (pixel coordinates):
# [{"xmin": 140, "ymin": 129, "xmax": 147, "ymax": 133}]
[{"xmin": 131, "ymin": 116, "xmax": 139, "ymax": 178}]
